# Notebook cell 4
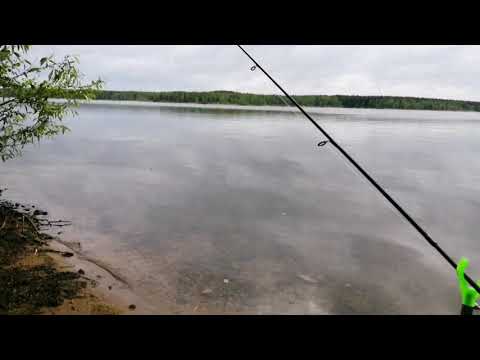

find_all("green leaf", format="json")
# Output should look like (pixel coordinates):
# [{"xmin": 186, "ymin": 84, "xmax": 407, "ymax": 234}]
[{"xmin": 0, "ymin": 45, "xmax": 100, "ymax": 162}]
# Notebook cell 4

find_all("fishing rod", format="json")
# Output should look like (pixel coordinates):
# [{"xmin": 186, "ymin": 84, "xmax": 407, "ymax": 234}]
[{"xmin": 236, "ymin": 44, "xmax": 480, "ymax": 296}]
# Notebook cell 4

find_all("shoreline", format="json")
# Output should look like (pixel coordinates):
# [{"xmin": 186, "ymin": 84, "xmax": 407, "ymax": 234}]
[
  {"xmin": 51, "ymin": 98, "xmax": 480, "ymax": 116},
  {"xmin": 47, "ymin": 239, "xmax": 155, "ymax": 315},
  {"xmin": 0, "ymin": 191, "xmax": 138, "ymax": 315},
  {"xmin": 23, "ymin": 245, "xmax": 123, "ymax": 315}
]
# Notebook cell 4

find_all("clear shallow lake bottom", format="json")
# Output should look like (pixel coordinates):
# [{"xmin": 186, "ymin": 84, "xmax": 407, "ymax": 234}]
[{"xmin": 2, "ymin": 102, "xmax": 480, "ymax": 314}]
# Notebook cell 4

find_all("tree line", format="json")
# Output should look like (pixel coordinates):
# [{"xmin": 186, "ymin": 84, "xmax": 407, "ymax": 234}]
[
  {"xmin": 89, "ymin": 90, "xmax": 480, "ymax": 112},
  {"xmin": 4, "ymin": 88, "xmax": 479, "ymax": 112}
]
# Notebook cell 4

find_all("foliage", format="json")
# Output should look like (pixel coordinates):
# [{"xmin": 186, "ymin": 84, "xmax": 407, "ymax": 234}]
[
  {"xmin": 91, "ymin": 90, "xmax": 480, "ymax": 113},
  {"xmin": 0, "ymin": 45, "xmax": 103, "ymax": 161}
]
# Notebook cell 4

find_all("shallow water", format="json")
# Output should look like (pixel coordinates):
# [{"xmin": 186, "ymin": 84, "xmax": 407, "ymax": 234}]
[{"xmin": 2, "ymin": 101, "xmax": 480, "ymax": 314}]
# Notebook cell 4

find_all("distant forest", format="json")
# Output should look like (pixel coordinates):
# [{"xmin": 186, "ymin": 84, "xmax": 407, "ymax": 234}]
[
  {"xmin": 2, "ymin": 88, "xmax": 480, "ymax": 112},
  {"xmin": 91, "ymin": 90, "xmax": 480, "ymax": 112}
]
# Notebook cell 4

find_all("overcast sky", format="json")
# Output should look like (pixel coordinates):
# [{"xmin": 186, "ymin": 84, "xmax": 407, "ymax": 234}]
[{"xmin": 29, "ymin": 45, "xmax": 480, "ymax": 101}]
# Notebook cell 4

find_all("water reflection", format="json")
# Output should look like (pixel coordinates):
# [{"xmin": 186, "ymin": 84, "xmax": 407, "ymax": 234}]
[{"xmin": 1, "ymin": 102, "xmax": 480, "ymax": 314}]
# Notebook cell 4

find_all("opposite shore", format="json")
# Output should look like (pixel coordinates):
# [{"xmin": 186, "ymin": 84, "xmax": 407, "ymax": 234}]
[
  {"xmin": 4, "ymin": 89, "xmax": 479, "ymax": 113},
  {"xmin": 89, "ymin": 90, "xmax": 480, "ymax": 113}
]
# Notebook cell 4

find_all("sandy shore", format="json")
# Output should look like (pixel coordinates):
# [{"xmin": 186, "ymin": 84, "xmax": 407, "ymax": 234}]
[
  {"xmin": 45, "ymin": 239, "xmax": 153, "ymax": 315},
  {"xmin": 0, "ymin": 191, "xmax": 143, "ymax": 315},
  {"xmin": 7, "ymin": 238, "xmax": 126, "ymax": 315}
]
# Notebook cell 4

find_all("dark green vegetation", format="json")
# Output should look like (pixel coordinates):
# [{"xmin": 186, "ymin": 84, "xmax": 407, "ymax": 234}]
[
  {"xmin": 0, "ymin": 190, "xmax": 85, "ymax": 314},
  {"xmin": 92, "ymin": 90, "xmax": 480, "ymax": 112},
  {"xmin": 0, "ymin": 266, "xmax": 83, "ymax": 314}
]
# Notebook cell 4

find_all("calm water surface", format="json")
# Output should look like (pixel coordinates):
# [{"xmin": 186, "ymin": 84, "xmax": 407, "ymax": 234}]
[{"xmin": 2, "ymin": 101, "xmax": 480, "ymax": 314}]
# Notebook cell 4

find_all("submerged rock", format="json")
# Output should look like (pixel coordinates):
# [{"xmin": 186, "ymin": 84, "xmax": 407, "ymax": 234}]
[
  {"xmin": 78, "ymin": 269, "xmax": 85, "ymax": 275},
  {"xmin": 297, "ymin": 274, "xmax": 318, "ymax": 284}
]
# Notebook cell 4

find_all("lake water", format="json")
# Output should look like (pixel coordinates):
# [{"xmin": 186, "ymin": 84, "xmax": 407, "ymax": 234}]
[{"xmin": 2, "ymin": 101, "xmax": 480, "ymax": 314}]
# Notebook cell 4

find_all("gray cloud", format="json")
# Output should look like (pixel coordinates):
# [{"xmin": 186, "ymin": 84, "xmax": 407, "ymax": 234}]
[{"xmin": 28, "ymin": 45, "xmax": 480, "ymax": 101}]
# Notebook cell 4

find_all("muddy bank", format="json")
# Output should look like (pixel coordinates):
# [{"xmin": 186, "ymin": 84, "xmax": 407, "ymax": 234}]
[{"xmin": 0, "ymin": 189, "xmax": 124, "ymax": 315}]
